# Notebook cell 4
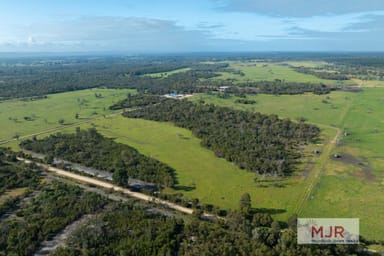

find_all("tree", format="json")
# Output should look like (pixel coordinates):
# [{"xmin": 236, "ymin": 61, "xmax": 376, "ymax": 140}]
[
  {"xmin": 58, "ymin": 119, "xmax": 65, "ymax": 125},
  {"xmin": 271, "ymin": 220, "xmax": 281, "ymax": 234},
  {"xmin": 45, "ymin": 154, "xmax": 54, "ymax": 164},
  {"xmin": 112, "ymin": 168, "xmax": 128, "ymax": 187},
  {"xmin": 252, "ymin": 213, "xmax": 273, "ymax": 227},
  {"xmin": 239, "ymin": 192, "xmax": 251, "ymax": 214},
  {"xmin": 287, "ymin": 214, "xmax": 298, "ymax": 231}
]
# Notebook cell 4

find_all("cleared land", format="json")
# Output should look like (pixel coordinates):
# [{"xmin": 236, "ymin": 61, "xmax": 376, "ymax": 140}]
[
  {"xmin": 0, "ymin": 88, "xmax": 134, "ymax": 148},
  {"xmin": 213, "ymin": 61, "xmax": 353, "ymax": 85}
]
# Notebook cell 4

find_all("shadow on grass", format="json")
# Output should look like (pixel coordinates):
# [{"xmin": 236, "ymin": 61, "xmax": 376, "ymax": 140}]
[
  {"xmin": 251, "ymin": 207, "xmax": 286, "ymax": 215},
  {"xmin": 173, "ymin": 185, "xmax": 196, "ymax": 191}
]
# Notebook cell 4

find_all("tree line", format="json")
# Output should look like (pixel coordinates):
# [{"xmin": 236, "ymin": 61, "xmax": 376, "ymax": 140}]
[
  {"xmin": 20, "ymin": 128, "xmax": 176, "ymax": 187},
  {"xmin": 0, "ymin": 55, "xmax": 355, "ymax": 100},
  {"xmin": 292, "ymin": 67, "xmax": 349, "ymax": 80}
]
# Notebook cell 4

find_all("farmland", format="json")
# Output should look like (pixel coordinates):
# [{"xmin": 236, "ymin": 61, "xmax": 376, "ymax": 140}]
[
  {"xmin": 0, "ymin": 58, "xmax": 384, "ymax": 243},
  {"xmin": 190, "ymin": 87, "xmax": 384, "ymax": 240},
  {"xmin": 213, "ymin": 61, "xmax": 353, "ymax": 85},
  {"xmin": 0, "ymin": 88, "xmax": 134, "ymax": 148}
]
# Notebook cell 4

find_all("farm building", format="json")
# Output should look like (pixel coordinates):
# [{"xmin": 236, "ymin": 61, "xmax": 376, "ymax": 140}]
[
  {"xmin": 164, "ymin": 93, "xmax": 193, "ymax": 100},
  {"xmin": 218, "ymin": 86, "xmax": 230, "ymax": 92}
]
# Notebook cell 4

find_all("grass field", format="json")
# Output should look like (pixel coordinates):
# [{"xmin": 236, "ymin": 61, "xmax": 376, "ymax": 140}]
[
  {"xmin": 214, "ymin": 62, "xmax": 353, "ymax": 85},
  {"xmin": 1, "ymin": 87, "xmax": 384, "ymax": 240},
  {"xmin": 0, "ymin": 88, "xmax": 134, "ymax": 147},
  {"xmin": 352, "ymin": 78, "xmax": 384, "ymax": 87},
  {"xmin": 191, "ymin": 91, "xmax": 352, "ymax": 126},
  {"xmin": 144, "ymin": 68, "xmax": 191, "ymax": 78},
  {"xmin": 282, "ymin": 61, "xmax": 328, "ymax": 68}
]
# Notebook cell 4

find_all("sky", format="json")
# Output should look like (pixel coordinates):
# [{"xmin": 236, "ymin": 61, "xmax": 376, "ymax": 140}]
[{"xmin": 0, "ymin": 0, "xmax": 384, "ymax": 53}]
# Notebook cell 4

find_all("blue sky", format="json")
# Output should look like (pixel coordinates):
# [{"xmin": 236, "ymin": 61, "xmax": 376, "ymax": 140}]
[{"xmin": 0, "ymin": 0, "xmax": 383, "ymax": 52}]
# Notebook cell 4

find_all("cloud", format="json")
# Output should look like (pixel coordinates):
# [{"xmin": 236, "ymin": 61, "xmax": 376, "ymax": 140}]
[
  {"xmin": 343, "ymin": 13, "xmax": 384, "ymax": 31},
  {"xmin": 1, "ymin": 11, "xmax": 384, "ymax": 52},
  {"xmin": 282, "ymin": 14, "xmax": 384, "ymax": 51},
  {"xmin": 224, "ymin": 0, "xmax": 384, "ymax": 17},
  {"xmin": 0, "ymin": 16, "xmax": 213, "ymax": 52}
]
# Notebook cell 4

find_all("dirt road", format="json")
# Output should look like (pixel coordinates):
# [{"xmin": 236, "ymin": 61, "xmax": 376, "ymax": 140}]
[{"xmin": 17, "ymin": 157, "xmax": 194, "ymax": 215}]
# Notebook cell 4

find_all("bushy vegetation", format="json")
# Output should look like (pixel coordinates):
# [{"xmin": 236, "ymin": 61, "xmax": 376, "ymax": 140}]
[
  {"xmin": 20, "ymin": 128, "xmax": 176, "ymax": 187},
  {"xmin": 53, "ymin": 205, "xmax": 183, "ymax": 256},
  {"xmin": 109, "ymin": 94, "xmax": 168, "ymax": 110},
  {"xmin": 49, "ymin": 203, "xmax": 367, "ymax": 256},
  {"xmin": 0, "ymin": 182, "xmax": 107, "ymax": 256},
  {"xmin": 293, "ymin": 67, "xmax": 349, "ymax": 80},
  {"xmin": 0, "ymin": 148, "xmax": 40, "ymax": 193},
  {"xmin": 255, "ymin": 80, "xmax": 332, "ymax": 95},
  {"xmin": 114, "ymin": 95, "xmax": 320, "ymax": 176}
]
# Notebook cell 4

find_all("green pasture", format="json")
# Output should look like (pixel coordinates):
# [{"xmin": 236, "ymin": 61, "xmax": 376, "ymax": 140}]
[
  {"xmin": 282, "ymin": 61, "xmax": 328, "ymax": 68},
  {"xmin": 0, "ymin": 88, "xmax": 134, "ymax": 147},
  {"xmin": 191, "ymin": 91, "xmax": 353, "ymax": 127},
  {"xmin": 214, "ymin": 62, "xmax": 352, "ymax": 85}
]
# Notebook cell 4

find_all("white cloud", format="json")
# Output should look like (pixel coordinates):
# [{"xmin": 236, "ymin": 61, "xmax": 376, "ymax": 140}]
[
  {"xmin": 224, "ymin": 0, "xmax": 384, "ymax": 17},
  {"xmin": 0, "ymin": 16, "xmax": 213, "ymax": 52}
]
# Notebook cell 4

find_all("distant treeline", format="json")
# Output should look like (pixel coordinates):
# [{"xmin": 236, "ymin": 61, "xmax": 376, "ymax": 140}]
[
  {"xmin": 20, "ymin": 128, "xmax": 176, "ymax": 187},
  {"xmin": 0, "ymin": 56, "xmax": 355, "ymax": 100},
  {"xmin": 113, "ymin": 95, "xmax": 320, "ymax": 176},
  {"xmin": 292, "ymin": 67, "xmax": 349, "ymax": 80},
  {"xmin": 233, "ymin": 80, "xmax": 333, "ymax": 95}
]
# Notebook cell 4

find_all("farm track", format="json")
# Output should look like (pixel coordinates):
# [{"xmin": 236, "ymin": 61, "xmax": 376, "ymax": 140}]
[
  {"xmin": 292, "ymin": 126, "xmax": 339, "ymax": 216},
  {"xmin": 17, "ymin": 157, "xmax": 219, "ymax": 220},
  {"xmin": 293, "ymin": 97, "xmax": 354, "ymax": 216}
]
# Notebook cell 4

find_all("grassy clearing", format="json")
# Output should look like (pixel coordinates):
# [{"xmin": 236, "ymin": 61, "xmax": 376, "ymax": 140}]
[
  {"xmin": 282, "ymin": 61, "xmax": 328, "ymax": 68},
  {"xmin": 0, "ymin": 88, "xmax": 134, "ymax": 149},
  {"xmin": 352, "ymin": 78, "xmax": 384, "ymax": 87},
  {"xmin": 0, "ymin": 187, "xmax": 27, "ymax": 204},
  {"xmin": 214, "ymin": 62, "xmax": 352, "ymax": 85},
  {"xmin": 144, "ymin": 68, "xmax": 191, "ymax": 78},
  {"xmin": 191, "ymin": 91, "xmax": 353, "ymax": 126},
  {"xmin": 302, "ymin": 175, "xmax": 384, "ymax": 240}
]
